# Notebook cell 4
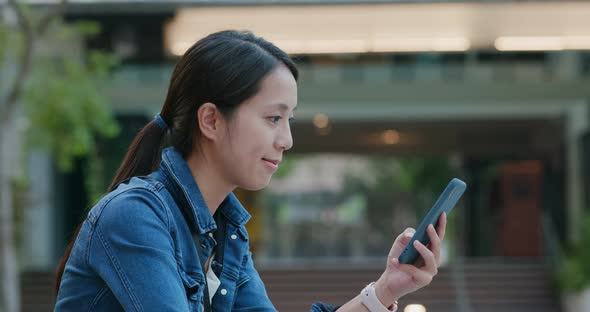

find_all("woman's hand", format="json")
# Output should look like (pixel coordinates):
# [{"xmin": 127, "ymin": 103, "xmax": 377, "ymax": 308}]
[{"xmin": 373, "ymin": 212, "xmax": 447, "ymax": 306}]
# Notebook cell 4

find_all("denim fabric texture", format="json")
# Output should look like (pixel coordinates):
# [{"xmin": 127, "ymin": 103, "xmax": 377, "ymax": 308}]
[{"xmin": 55, "ymin": 147, "xmax": 340, "ymax": 312}]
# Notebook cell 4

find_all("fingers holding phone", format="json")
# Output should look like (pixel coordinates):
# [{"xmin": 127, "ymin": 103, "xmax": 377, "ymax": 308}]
[
  {"xmin": 375, "ymin": 179, "xmax": 465, "ymax": 302},
  {"xmin": 399, "ymin": 178, "xmax": 466, "ymax": 265}
]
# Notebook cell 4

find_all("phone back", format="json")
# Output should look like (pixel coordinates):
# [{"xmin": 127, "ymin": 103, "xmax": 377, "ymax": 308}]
[{"xmin": 398, "ymin": 178, "xmax": 467, "ymax": 265}]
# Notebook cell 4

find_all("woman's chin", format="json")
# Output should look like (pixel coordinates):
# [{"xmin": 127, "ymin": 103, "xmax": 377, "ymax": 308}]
[{"xmin": 240, "ymin": 177, "xmax": 271, "ymax": 191}]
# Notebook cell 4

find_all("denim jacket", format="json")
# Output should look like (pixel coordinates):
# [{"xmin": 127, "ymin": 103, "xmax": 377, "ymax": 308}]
[{"xmin": 55, "ymin": 147, "xmax": 340, "ymax": 312}]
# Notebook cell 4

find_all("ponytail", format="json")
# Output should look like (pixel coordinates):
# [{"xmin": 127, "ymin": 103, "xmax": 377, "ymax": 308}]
[
  {"xmin": 107, "ymin": 114, "xmax": 170, "ymax": 192},
  {"xmin": 54, "ymin": 115, "xmax": 170, "ymax": 296}
]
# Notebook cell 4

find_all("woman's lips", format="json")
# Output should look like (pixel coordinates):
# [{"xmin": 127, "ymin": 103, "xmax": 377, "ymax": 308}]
[{"xmin": 262, "ymin": 158, "xmax": 279, "ymax": 171}]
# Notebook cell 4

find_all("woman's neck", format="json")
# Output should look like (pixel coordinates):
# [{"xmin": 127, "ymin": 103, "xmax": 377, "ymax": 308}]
[{"xmin": 185, "ymin": 151, "xmax": 234, "ymax": 216}]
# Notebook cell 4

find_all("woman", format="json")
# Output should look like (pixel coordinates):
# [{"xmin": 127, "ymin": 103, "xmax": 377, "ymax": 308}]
[{"xmin": 54, "ymin": 30, "xmax": 446, "ymax": 312}]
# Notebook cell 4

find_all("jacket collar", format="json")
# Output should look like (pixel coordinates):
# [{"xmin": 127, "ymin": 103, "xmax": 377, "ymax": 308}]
[{"xmin": 156, "ymin": 147, "xmax": 251, "ymax": 234}]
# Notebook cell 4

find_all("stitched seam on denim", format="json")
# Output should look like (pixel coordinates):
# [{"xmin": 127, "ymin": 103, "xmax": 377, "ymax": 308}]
[
  {"xmin": 133, "ymin": 181, "xmax": 175, "ymax": 255},
  {"xmin": 151, "ymin": 179, "xmax": 185, "ymax": 265},
  {"xmin": 235, "ymin": 275, "xmax": 251, "ymax": 288},
  {"xmin": 97, "ymin": 227, "xmax": 143, "ymax": 312},
  {"xmin": 99, "ymin": 186, "xmax": 170, "ymax": 234},
  {"xmin": 88, "ymin": 194, "xmax": 117, "ymax": 226},
  {"xmin": 87, "ymin": 186, "xmax": 168, "ymax": 266},
  {"xmin": 88, "ymin": 284, "xmax": 109, "ymax": 312},
  {"xmin": 140, "ymin": 181, "xmax": 173, "ymax": 239},
  {"xmin": 85, "ymin": 221, "xmax": 93, "ymax": 267},
  {"xmin": 162, "ymin": 160, "xmax": 214, "ymax": 232},
  {"xmin": 230, "ymin": 275, "xmax": 251, "ymax": 309},
  {"xmin": 88, "ymin": 175, "xmax": 158, "ymax": 225},
  {"xmin": 154, "ymin": 191, "xmax": 172, "ymax": 241},
  {"xmin": 220, "ymin": 247, "xmax": 241, "ymax": 280},
  {"xmin": 232, "ymin": 251, "xmax": 252, "ymax": 288},
  {"xmin": 223, "ymin": 267, "xmax": 240, "ymax": 281},
  {"xmin": 89, "ymin": 185, "xmax": 155, "ymax": 226},
  {"xmin": 86, "ymin": 190, "xmax": 128, "ymax": 265},
  {"xmin": 230, "ymin": 283, "xmax": 239, "ymax": 309}
]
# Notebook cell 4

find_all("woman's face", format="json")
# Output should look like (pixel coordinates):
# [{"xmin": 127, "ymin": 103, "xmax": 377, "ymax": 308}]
[{"xmin": 217, "ymin": 65, "xmax": 297, "ymax": 191}]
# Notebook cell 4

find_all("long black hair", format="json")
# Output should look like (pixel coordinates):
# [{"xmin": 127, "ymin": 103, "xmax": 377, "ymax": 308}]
[{"xmin": 55, "ymin": 30, "xmax": 299, "ymax": 295}]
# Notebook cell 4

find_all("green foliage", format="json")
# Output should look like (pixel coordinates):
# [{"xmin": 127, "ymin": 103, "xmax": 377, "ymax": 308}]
[
  {"xmin": 21, "ymin": 19, "xmax": 120, "ymax": 172},
  {"xmin": 395, "ymin": 157, "xmax": 458, "ymax": 194},
  {"xmin": 364, "ymin": 156, "xmax": 461, "ymax": 245},
  {"xmin": 366, "ymin": 156, "xmax": 459, "ymax": 215},
  {"xmin": 0, "ymin": 23, "xmax": 8, "ymax": 61},
  {"xmin": 1, "ymin": 6, "xmax": 120, "ymax": 203},
  {"xmin": 557, "ymin": 213, "xmax": 590, "ymax": 292}
]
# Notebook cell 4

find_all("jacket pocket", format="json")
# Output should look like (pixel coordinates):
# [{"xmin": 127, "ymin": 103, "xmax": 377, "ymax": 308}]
[
  {"xmin": 236, "ymin": 226, "xmax": 249, "ymax": 242},
  {"xmin": 236, "ymin": 274, "xmax": 251, "ymax": 288},
  {"xmin": 179, "ymin": 269, "xmax": 205, "ymax": 312}
]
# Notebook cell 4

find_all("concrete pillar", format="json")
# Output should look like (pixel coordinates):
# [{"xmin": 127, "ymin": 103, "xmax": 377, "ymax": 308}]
[{"xmin": 565, "ymin": 102, "xmax": 589, "ymax": 242}]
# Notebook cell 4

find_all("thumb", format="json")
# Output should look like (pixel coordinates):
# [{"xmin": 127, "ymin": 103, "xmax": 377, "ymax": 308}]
[{"xmin": 391, "ymin": 228, "xmax": 415, "ymax": 258}]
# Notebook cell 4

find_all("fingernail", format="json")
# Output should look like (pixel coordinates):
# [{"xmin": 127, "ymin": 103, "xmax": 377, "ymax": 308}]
[{"xmin": 414, "ymin": 240, "xmax": 420, "ymax": 247}]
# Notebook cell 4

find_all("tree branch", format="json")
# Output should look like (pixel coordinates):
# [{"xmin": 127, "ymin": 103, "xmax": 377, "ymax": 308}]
[
  {"xmin": 2, "ymin": 0, "xmax": 68, "ymax": 124},
  {"xmin": 36, "ymin": 0, "xmax": 67, "ymax": 35},
  {"xmin": 2, "ymin": 0, "xmax": 34, "ymax": 125}
]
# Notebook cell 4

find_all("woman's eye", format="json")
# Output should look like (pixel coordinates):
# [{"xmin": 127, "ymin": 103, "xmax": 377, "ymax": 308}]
[
  {"xmin": 288, "ymin": 117, "xmax": 295, "ymax": 124},
  {"xmin": 268, "ymin": 116, "xmax": 281, "ymax": 124}
]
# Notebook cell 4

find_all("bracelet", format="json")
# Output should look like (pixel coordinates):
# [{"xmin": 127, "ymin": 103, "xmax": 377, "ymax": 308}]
[{"xmin": 360, "ymin": 282, "xmax": 398, "ymax": 312}]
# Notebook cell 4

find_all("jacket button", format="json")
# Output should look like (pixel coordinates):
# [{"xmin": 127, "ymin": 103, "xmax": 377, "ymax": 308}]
[
  {"xmin": 230, "ymin": 234, "xmax": 237, "ymax": 240},
  {"xmin": 220, "ymin": 289, "xmax": 228, "ymax": 295}
]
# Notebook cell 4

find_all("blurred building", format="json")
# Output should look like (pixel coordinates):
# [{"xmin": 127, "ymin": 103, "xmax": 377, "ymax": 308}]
[{"xmin": 18, "ymin": 0, "xmax": 590, "ymax": 311}]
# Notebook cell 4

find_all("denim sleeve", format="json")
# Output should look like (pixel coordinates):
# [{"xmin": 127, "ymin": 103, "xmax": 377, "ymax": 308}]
[
  {"xmin": 89, "ymin": 189, "xmax": 187, "ymax": 312},
  {"xmin": 310, "ymin": 302, "xmax": 342, "ymax": 312},
  {"xmin": 232, "ymin": 250, "xmax": 276, "ymax": 311}
]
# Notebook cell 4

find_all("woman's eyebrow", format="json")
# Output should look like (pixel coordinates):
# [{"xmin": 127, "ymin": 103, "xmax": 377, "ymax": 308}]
[{"xmin": 273, "ymin": 103, "xmax": 298, "ymax": 112}]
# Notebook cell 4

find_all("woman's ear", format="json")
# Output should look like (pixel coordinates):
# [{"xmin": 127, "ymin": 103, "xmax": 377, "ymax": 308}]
[{"xmin": 198, "ymin": 102, "xmax": 225, "ymax": 141}]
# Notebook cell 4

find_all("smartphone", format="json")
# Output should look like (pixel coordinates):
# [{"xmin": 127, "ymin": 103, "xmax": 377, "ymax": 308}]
[{"xmin": 398, "ymin": 178, "xmax": 467, "ymax": 265}]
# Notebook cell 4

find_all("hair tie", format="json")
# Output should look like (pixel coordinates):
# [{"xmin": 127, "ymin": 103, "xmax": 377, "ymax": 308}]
[{"xmin": 154, "ymin": 113, "xmax": 169, "ymax": 130}]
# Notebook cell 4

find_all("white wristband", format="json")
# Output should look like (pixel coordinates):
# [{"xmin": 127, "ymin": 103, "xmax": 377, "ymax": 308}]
[{"xmin": 360, "ymin": 282, "xmax": 398, "ymax": 312}]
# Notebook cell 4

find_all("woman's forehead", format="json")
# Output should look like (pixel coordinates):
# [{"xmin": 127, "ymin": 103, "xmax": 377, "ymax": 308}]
[{"xmin": 244, "ymin": 66, "xmax": 298, "ymax": 110}]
